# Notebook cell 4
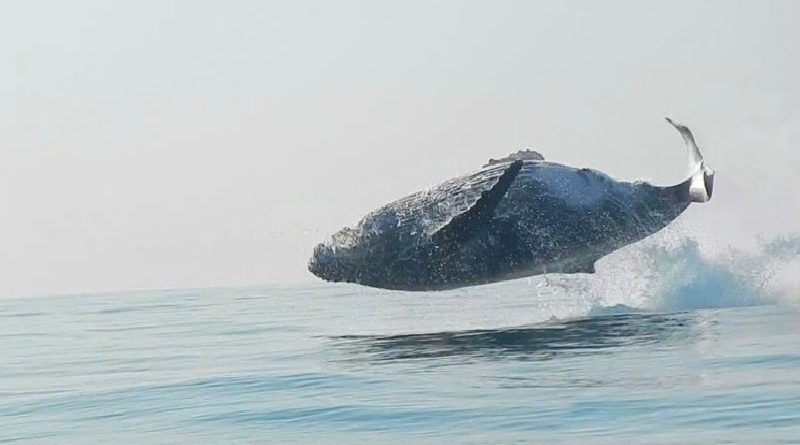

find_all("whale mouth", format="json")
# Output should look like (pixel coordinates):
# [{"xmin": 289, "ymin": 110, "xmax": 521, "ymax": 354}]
[
  {"xmin": 308, "ymin": 243, "xmax": 349, "ymax": 282},
  {"xmin": 308, "ymin": 243, "xmax": 331, "ymax": 279}
]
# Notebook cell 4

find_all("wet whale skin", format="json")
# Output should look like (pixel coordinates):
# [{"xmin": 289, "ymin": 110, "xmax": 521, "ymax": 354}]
[{"xmin": 309, "ymin": 156, "xmax": 691, "ymax": 291}]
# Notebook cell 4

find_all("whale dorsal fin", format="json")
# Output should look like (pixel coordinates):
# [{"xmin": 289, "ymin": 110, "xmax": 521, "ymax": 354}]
[
  {"xmin": 432, "ymin": 160, "xmax": 523, "ymax": 244},
  {"xmin": 483, "ymin": 149, "xmax": 544, "ymax": 167}
]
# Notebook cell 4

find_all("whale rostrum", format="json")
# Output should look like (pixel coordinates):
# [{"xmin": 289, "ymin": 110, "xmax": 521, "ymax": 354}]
[{"xmin": 309, "ymin": 118, "xmax": 714, "ymax": 291}]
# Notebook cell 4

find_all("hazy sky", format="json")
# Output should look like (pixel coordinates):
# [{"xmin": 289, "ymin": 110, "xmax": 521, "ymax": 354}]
[{"xmin": 2, "ymin": 0, "xmax": 798, "ymax": 297}]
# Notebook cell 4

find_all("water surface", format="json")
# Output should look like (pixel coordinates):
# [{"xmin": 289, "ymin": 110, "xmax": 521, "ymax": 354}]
[{"xmin": 3, "ymin": 239, "xmax": 800, "ymax": 444}]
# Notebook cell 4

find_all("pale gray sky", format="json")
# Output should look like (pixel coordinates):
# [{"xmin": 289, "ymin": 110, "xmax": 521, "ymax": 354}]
[{"xmin": 1, "ymin": 0, "xmax": 798, "ymax": 297}]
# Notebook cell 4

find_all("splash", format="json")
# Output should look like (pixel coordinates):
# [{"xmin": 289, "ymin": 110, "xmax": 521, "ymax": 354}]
[{"xmin": 537, "ymin": 232, "xmax": 800, "ymax": 316}]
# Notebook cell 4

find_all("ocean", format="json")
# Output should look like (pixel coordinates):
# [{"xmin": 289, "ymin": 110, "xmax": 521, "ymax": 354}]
[{"xmin": 2, "ymin": 237, "xmax": 799, "ymax": 444}]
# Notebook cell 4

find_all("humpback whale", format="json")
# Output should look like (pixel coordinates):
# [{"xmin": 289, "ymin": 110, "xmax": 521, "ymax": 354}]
[{"xmin": 309, "ymin": 118, "xmax": 714, "ymax": 291}]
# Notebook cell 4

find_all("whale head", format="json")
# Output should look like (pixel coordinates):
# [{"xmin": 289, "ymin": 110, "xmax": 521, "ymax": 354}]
[
  {"xmin": 308, "ymin": 227, "xmax": 362, "ymax": 283},
  {"xmin": 308, "ymin": 243, "xmax": 347, "ymax": 283}
]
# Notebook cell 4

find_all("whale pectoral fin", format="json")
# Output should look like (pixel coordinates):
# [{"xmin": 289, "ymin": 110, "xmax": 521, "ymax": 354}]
[{"xmin": 432, "ymin": 160, "xmax": 523, "ymax": 244}]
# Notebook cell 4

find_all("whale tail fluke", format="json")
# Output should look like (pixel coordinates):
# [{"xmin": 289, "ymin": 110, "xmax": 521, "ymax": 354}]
[{"xmin": 666, "ymin": 117, "xmax": 714, "ymax": 203}]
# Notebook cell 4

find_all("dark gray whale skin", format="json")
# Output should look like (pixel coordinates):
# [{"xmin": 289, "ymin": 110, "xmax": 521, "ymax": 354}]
[{"xmin": 309, "ymin": 121, "xmax": 713, "ymax": 291}]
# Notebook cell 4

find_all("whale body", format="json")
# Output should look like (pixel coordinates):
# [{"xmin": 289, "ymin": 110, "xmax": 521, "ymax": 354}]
[{"xmin": 309, "ymin": 119, "xmax": 714, "ymax": 291}]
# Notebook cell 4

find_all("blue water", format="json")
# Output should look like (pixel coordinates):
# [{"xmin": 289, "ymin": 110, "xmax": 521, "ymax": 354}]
[{"xmin": 2, "ymin": 239, "xmax": 800, "ymax": 444}]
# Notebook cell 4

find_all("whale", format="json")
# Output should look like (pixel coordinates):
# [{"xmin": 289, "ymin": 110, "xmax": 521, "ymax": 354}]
[{"xmin": 308, "ymin": 118, "xmax": 714, "ymax": 291}]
